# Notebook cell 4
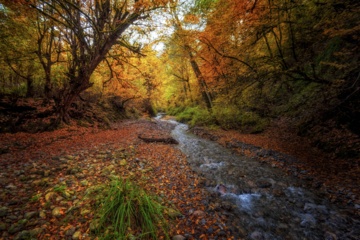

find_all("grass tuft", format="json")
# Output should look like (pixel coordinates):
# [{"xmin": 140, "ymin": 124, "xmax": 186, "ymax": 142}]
[{"xmin": 95, "ymin": 179, "xmax": 169, "ymax": 240}]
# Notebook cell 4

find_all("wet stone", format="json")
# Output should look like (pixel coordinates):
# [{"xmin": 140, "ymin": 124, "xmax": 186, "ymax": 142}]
[
  {"xmin": 324, "ymin": 231, "xmax": 337, "ymax": 240},
  {"xmin": 256, "ymin": 178, "xmax": 274, "ymax": 188},
  {"xmin": 249, "ymin": 230, "xmax": 264, "ymax": 240},
  {"xmin": 300, "ymin": 214, "xmax": 316, "ymax": 228}
]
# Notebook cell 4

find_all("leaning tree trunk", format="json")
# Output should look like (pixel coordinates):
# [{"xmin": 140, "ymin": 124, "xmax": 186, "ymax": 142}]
[{"xmin": 186, "ymin": 46, "xmax": 213, "ymax": 110}]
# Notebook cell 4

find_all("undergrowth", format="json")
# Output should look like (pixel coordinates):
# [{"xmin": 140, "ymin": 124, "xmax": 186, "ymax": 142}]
[
  {"xmin": 168, "ymin": 105, "xmax": 267, "ymax": 133},
  {"xmin": 94, "ymin": 179, "xmax": 169, "ymax": 240}
]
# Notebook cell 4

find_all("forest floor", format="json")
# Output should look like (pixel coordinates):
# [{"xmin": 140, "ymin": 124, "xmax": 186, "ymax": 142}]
[{"xmin": 0, "ymin": 117, "xmax": 359, "ymax": 239}]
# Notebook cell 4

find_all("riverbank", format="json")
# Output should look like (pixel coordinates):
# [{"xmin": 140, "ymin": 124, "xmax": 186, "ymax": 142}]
[
  {"xmin": 190, "ymin": 124, "xmax": 360, "ymax": 215},
  {"xmin": 0, "ymin": 119, "xmax": 233, "ymax": 239},
  {"xmin": 1, "ymin": 118, "xmax": 359, "ymax": 239}
]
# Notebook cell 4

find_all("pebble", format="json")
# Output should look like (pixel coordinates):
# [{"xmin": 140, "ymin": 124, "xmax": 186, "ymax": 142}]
[
  {"xmin": 24, "ymin": 211, "xmax": 38, "ymax": 220},
  {"xmin": 5, "ymin": 183, "xmax": 17, "ymax": 190},
  {"xmin": 29, "ymin": 227, "xmax": 44, "ymax": 236},
  {"xmin": 250, "ymin": 231, "xmax": 264, "ymax": 240},
  {"xmin": 324, "ymin": 231, "xmax": 337, "ymax": 240},
  {"xmin": 0, "ymin": 222, "xmax": 7, "ymax": 231},
  {"xmin": 8, "ymin": 220, "xmax": 27, "ymax": 234},
  {"xmin": 72, "ymin": 231, "xmax": 81, "ymax": 240},
  {"xmin": 45, "ymin": 192, "xmax": 57, "ymax": 202},
  {"xmin": 52, "ymin": 207, "xmax": 64, "ymax": 217},
  {"xmin": 80, "ymin": 180, "xmax": 88, "ymax": 186},
  {"xmin": 0, "ymin": 206, "xmax": 9, "ymax": 217},
  {"xmin": 14, "ymin": 230, "xmax": 30, "ymax": 240},
  {"xmin": 172, "ymin": 235, "xmax": 186, "ymax": 240},
  {"xmin": 39, "ymin": 210, "xmax": 46, "ymax": 219},
  {"xmin": 192, "ymin": 210, "xmax": 206, "ymax": 217}
]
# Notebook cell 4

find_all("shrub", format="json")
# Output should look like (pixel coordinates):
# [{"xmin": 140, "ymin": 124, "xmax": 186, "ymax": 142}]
[{"xmin": 213, "ymin": 105, "xmax": 267, "ymax": 133}]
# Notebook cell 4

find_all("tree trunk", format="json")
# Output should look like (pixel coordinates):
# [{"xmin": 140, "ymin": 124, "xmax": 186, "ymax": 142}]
[
  {"xmin": 26, "ymin": 75, "xmax": 34, "ymax": 98},
  {"xmin": 186, "ymin": 46, "xmax": 213, "ymax": 109}
]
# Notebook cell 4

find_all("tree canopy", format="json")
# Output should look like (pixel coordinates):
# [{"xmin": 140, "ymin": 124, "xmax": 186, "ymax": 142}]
[{"xmin": 0, "ymin": 0, "xmax": 359, "ymax": 156}]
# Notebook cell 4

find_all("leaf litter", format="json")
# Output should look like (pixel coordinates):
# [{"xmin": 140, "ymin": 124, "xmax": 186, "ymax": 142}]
[{"xmin": 0, "ymin": 119, "xmax": 234, "ymax": 239}]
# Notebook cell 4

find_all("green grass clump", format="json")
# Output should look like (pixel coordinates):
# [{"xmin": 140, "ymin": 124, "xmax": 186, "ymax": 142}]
[{"xmin": 95, "ymin": 179, "xmax": 169, "ymax": 240}]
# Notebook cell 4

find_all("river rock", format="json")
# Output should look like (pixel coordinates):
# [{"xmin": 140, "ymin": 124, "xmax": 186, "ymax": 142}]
[
  {"xmin": 89, "ymin": 219, "xmax": 100, "ymax": 232},
  {"xmin": 166, "ymin": 208, "xmax": 182, "ymax": 218},
  {"xmin": 5, "ymin": 183, "xmax": 17, "ymax": 190},
  {"xmin": 80, "ymin": 208, "xmax": 91, "ymax": 216},
  {"xmin": 29, "ymin": 227, "xmax": 44, "ymax": 237},
  {"xmin": 250, "ymin": 230, "xmax": 264, "ymax": 240},
  {"xmin": 45, "ymin": 192, "xmax": 57, "ymax": 202},
  {"xmin": 8, "ymin": 219, "xmax": 27, "ymax": 234},
  {"xmin": 80, "ymin": 180, "xmax": 88, "ymax": 186},
  {"xmin": 192, "ymin": 210, "xmax": 206, "ymax": 217},
  {"xmin": 324, "ymin": 231, "xmax": 337, "ymax": 240},
  {"xmin": 24, "ymin": 211, "xmax": 38, "ymax": 220},
  {"xmin": 39, "ymin": 210, "xmax": 46, "ymax": 219},
  {"xmin": 119, "ymin": 159, "xmax": 127, "ymax": 166},
  {"xmin": 65, "ymin": 226, "xmax": 76, "ymax": 236},
  {"xmin": 256, "ymin": 178, "xmax": 274, "ymax": 188},
  {"xmin": 14, "ymin": 230, "xmax": 30, "ymax": 240},
  {"xmin": 65, "ymin": 155, "xmax": 75, "ymax": 160},
  {"xmin": 172, "ymin": 235, "xmax": 186, "ymax": 240},
  {"xmin": 0, "ymin": 206, "xmax": 9, "ymax": 217},
  {"xmin": 52, "ymin": 207, "xmax": 64, "ymax": 217},
  {"xmin": 72, "ymin": 231, "xmax": 81, "ymax": 240},
  {"xmin": 300, "ymin": 213, "xmax": 316, "ymax": 227},
  {"xmin": 304, "ymin": 203, "xmax": 328, "ymax": 214},
  {"xmin": 0, "ymin": 222, "xmax": 7, "ymax": 231}
]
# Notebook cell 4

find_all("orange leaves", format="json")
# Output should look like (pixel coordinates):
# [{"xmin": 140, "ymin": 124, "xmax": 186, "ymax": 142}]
[{"xmin": 184, "ymin": 14, "xmax": 200, "ymax": 24}]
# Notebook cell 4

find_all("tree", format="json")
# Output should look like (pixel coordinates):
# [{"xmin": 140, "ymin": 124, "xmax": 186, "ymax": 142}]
[
  {"xmin": 31, "ymin": 0, "xmax": 170, "ymax": 123},
  {"xmin": 0, "ymin": 0, "xmax": 40, "ymax": 98},
  {"xmin": 168, "ymin": 0, "xmax": 213, "ymax": 110}
]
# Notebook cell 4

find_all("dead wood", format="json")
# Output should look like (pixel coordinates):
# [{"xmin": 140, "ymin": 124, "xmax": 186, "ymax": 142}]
[{"xmin": 138, "ymin": 134, "xmax": 178, "ymax": 144}]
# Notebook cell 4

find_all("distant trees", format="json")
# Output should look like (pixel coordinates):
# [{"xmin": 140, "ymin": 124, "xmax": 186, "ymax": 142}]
[{"xmin": 162, "ymin": 0, "xmax": 359, "ymax": 134}]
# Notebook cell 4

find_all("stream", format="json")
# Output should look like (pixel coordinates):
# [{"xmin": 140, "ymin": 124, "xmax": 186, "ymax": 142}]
[{"xmin": 157, "ymin": 116, "xmax": 360, "ymax": 239}]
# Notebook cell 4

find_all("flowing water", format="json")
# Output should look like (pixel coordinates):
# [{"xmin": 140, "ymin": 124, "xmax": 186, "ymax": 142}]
[{"xmin": 157, "ymin": 116, "xmax": 360, "ymax": 239}]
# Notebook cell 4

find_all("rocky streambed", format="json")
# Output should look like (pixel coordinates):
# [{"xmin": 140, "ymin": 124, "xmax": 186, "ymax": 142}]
[{"xmin": 164, "ymin": 119, "xmax": 360, "ymax": 240}]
